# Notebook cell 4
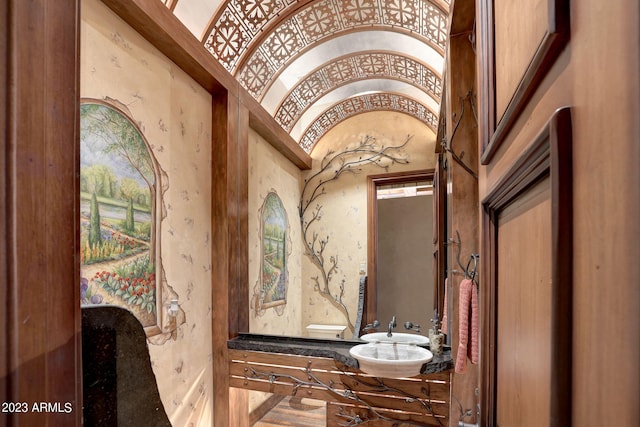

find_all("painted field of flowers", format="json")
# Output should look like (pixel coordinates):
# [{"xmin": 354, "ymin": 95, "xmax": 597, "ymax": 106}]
[
  {"xmin": 80, "ymin": 219, "xmax": 148, "ymax": 265},
  {"xmin": 91, "ymin": 255, "xmax": 156, "ymax": 314}
]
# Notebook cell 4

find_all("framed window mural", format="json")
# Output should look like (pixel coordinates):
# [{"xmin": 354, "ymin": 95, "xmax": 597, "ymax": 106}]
[
  {"xmin": 253, "ymin": 191, "xmax": 290, "ymax": 315},
  {"xmin": 80, "ymin": 99, "xmax": 168, "ymax": 337}
]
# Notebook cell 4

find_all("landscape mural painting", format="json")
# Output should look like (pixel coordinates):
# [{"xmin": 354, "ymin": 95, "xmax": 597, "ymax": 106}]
[
  {"xmin": 258, "ymin": 192, "xmax": 288, "ymax": 310},
  {"xmin": 80, "ymin": 101, "xmax": 160, "ymax": 330}
]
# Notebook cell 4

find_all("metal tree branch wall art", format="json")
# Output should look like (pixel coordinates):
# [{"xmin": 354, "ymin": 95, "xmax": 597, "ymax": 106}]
[{"xmin": 299, "ymin": 135, "xmax": 412, "ymax": 333}]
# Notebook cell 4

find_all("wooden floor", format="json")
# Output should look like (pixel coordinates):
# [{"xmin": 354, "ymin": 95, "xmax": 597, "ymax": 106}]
[{"xmin": 254, "ymin": 396, "xmax": 326, "ymax": 427}]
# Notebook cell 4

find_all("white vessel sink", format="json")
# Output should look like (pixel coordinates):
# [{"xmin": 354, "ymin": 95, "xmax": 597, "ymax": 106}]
[
  {"xmin": 360, "ymin": 332, "xmax": 429, "ymax": 345},
  {"xmin": 349, "ymin": 342, "xmax": 433, "ymax": 378}
]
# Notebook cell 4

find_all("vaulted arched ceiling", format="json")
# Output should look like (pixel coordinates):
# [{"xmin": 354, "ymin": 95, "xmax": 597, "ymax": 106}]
[{"xmin": 162, "ymin": 0, "xmax": 450, "ymax": 153}]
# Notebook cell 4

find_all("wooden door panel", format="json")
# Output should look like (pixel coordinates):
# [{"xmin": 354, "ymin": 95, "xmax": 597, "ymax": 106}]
[
  {"xmin": 481, "ymin": 108, "xmax": 573, "ymax": 427},
  {"xmin": 496, "ymin": 178, "xmax": 551, "ymax": 426}
]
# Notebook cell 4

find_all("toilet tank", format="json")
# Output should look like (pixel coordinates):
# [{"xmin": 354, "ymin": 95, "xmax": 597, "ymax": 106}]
[{"xmin": 305, "ymin": 324, "xmax": 347, "ymax": 339}]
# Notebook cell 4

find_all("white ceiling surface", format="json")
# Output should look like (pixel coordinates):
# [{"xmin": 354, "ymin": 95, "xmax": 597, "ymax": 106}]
[
  {"xmin": 172, "ymin": 0, "xmax": 221, "ymax": 40},
  {"xmin": 261, "ymin": 31, "xmax": 444, "ymax": 114},
  {"xmin": 167, "ymin": 0, "xmax": 448, "ymax": 150}
]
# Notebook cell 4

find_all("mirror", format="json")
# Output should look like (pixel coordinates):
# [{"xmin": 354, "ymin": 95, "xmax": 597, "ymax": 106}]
[
  {"xmin": 369, "ymin": 176, "xmax": 434, "ymax": 334},
  {"xmin": 247, "ymin": 119, "xmax": 438, "ymax": 340}
]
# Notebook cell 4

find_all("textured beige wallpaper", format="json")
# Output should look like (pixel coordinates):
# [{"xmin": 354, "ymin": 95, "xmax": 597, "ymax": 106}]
[
  {"xmin": 81, "ymin": 0, "xmax": 213, "ymax": 424},
  {"xmin": 248, "ymin": 128, "xmax": 303, "ymax": 337}
]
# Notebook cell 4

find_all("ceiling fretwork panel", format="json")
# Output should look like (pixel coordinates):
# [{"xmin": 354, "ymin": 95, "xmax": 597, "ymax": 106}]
[
  {"xmin": 275, "ymin": 51, "xmax": 442, "ymax": 132},
  {"xmin": 233, "ymin": 1, "xmax": 448, "ymax": 101},
  {"xmin": 204, "ymin": 0, "xmax": 448, "ymax": 75},
  {"xmin": 165, "ymin": 0, "xmax": 450, "ymax": 151},
  {"xmin": 299, "ymin": 92, "xmax": 438, "ymax": 152}
]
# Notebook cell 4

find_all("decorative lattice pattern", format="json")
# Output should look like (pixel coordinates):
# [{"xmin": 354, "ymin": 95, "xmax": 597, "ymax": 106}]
[
  {"xmin": 238, "ymin": 0, "xmax": 448, "ymax": 100},
  {"xmin": 299, "ymin": 93, "xmax": 438, "ymax": 152},
  {"xmin": 274, "ymin": 52, "xmax": 442, "ymax": 131},
  {"xmin": 203, "ymin": 0, "xmax": 448, "ymax": 91}
]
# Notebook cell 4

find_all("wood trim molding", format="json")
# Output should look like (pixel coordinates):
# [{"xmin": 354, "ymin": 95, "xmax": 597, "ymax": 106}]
[
  {"xmin": 0, "ymin": 1, "xmax": 7, "ymax": 408},
  {"xmin": 434, "ymin": 156, "xmax": 447, "ymax": 322},
  {"xmin": 366, "ymin": 169, "xmax": 435, "ymax": 327},
  {"xmin": 240, "ymin": 91, "xmax": 312, "ymax": 170},
  {"xmin": 480, "ymin": 0, "xmax": 570, "ymax": 165},
  {"xmin": 211, "ymin": 92, "xmax": 251, "ymax": 426},
  {"xmin": 481, "ymin": 107, "xmax": 573, "ymax": 426}
]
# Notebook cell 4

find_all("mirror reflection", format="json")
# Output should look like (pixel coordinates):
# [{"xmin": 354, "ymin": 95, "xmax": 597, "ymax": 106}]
[
  {"xmin": 248, "ymin": 114, "xmax": 439, "ymax": 342},
  {"xmin": 373, "ymin": 179, "xmax": 434, "ymax": 334}
]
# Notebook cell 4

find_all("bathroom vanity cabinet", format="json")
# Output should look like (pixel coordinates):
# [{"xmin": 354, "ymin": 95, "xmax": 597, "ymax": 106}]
[{"xmin": 228, "ymin": 334, "xmax": 453, "ymax": 426}]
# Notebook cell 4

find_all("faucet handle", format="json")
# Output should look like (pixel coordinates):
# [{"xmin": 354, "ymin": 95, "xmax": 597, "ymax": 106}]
[
  {"xmin": 404, "ymin": 321, "xmax": 421, "ymax": 332},
  {"xmin": 362, "ymin": 320, "xmax": 380, "ymax": 332}
]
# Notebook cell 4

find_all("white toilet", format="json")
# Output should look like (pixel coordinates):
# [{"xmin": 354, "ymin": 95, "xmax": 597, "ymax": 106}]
[{"xmin": 305, "ymin": 324, "xmax": 347, "ymax": 339}]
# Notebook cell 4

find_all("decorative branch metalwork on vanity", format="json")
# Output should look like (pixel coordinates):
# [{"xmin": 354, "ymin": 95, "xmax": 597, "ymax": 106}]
[{"xmin": 228, "ymin": 335, "xmax": 453, "ymax": 427}]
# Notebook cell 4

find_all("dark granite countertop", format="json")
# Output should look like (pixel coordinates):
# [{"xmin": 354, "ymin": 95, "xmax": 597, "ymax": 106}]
[{"xmin": 228, "ymin": 333, "xmax": 453, "ymax": 374}]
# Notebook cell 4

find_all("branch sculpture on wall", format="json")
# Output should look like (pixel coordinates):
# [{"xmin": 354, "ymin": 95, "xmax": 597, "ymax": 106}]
[{"xmin": 299, "ymin": 135, "xmax": 412, "ymax": 333}]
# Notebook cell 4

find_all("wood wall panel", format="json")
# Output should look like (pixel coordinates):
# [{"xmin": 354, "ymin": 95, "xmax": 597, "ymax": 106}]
[
  {"xmin": 211, "ymin": 91, "xmax": 232, "ymax": 427},
  {"xmin": 481, "ymin": 108, "xmax": 573, "ymax": 427},
  {"xmin": 479, "ymin": 0, "xmax": 570, "ymax": 164},
  {"xmin": 569, "ymin": 1, "xmax": 640, "ymax": 422},
  {"xmin": 2, "ymin": 0, "xmax": 82, "ymax": 425},
  {"xmin": 494, "ymin": 0, "xmax": 547, "ymax": 119},
  {"xmin": 0, "ymin": 0, "xmax": 8, "ymax": 409},
  {"xmin": 445, "ymin": 3, "xmax": 480, "ymax": 423},
  {"xmin": 212, "ymin": 92, "xmax": 251, "ymax": 427},
  {"xmin": 496, "ymin": 179, "xmax": 551, "ymax": 427}
]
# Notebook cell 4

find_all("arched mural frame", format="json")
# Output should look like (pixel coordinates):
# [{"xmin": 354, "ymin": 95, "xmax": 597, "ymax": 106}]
[
  {"xmin": 79, "ymin": 98, "xmax": 181, "ymax": 341},
  {"xmin": 252, "ymin": 190, "xmax": 291, "ymax": 316}
]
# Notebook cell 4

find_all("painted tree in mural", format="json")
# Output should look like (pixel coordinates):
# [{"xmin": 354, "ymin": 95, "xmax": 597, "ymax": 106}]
[
  {"xmin": 299, "ymin": 135, "xmax": 411, "ymax": 333},
  {"xmin": 89, "ymin": 191, "xmax": 102, "ymax": 249},
  {"xmin": 120, "ymin": 177, "xmax": 142, "ymax": 233},
  {"xmin": 83, "ymin": 164, "xmax": 117, "ymax": 198}
]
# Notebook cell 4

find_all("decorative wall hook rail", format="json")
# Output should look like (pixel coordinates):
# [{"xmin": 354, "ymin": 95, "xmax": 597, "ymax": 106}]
[
  {"xmin": 448, "ymin": 230, "xmax": 479, "ymax": 286},
  {"xmin": 466, "ymin": 254, "xmax": 479, "ymax": 283},
  {"xmin": 441, "ymin": 91, "xmax": 478, "ymax": 180}
]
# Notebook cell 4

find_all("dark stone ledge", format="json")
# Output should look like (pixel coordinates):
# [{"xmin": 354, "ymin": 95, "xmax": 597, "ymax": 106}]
[{"xmin": 228, "ymin": 333, "xmax": 453, "ymax": 374}]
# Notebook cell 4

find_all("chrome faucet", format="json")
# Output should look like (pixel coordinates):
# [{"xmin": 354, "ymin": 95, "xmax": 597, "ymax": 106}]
[{"xmin": 387, "ymin": 315, "xmax": 397, "ymax": 337}]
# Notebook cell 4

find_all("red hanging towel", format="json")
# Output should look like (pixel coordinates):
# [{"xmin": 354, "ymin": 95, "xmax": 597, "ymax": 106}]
[
  {"xmin": 441, "ymin": 278, "xmax": 448, "ymax": 335},
  {"xmin": 455, "ymin": 278, "xmax": 478, "ymax": 372},
  {"xmin": 469, "ymin": 279, "xmax": 479, "ymax": 364}
]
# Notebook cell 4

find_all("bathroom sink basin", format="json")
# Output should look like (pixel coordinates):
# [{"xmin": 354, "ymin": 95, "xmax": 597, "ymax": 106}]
[
  {"xmin": 360, "ymin": 332, "xmax": 429, "ymax": 345},
  {"xmin": 349, "ymin": 342, "xmax": 433, "ymax": 378}
]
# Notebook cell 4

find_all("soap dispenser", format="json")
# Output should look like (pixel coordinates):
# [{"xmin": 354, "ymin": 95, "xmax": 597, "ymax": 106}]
[{"xmin": 429, "ymin": 309, "xmax": 444, "ymax": 355}]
